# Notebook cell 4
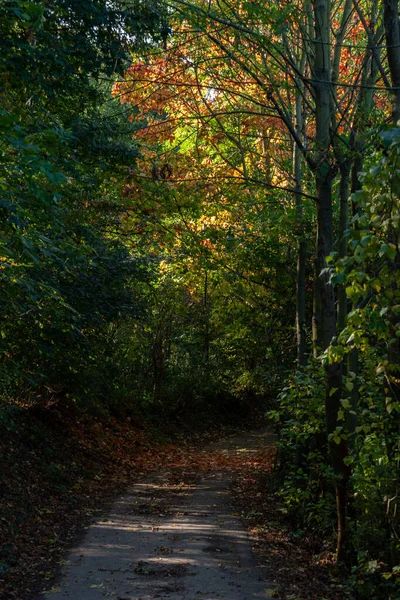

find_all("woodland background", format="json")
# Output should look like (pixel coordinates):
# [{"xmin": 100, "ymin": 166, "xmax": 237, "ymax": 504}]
[{"xmin": 1, "ymin": 0, "xmax": 400, "ymax": 598}]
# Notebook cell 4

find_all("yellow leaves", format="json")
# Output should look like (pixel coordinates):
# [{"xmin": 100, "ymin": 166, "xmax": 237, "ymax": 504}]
[
  {"xmin": 0, "ymin": 255, "xmax": 20, "ymax": 269},
  {"xmin": 196, "ymin": 211, "xmax": 231, "ymax": 232}
]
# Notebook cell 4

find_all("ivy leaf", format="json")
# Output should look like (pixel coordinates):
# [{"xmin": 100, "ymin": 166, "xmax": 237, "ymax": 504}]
[{"xmin": 378, "ymin": 128, "xmax": 400, "ymax": 149}]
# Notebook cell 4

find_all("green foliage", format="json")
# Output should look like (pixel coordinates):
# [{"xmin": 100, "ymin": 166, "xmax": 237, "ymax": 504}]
[
  {"xmin": 269, "ymin": 361, "xmax": 336, "ymax": 533},
  {"xmin": 330, "ymin": 130, "xmax": 400, "ymax": 360},
  {"xmin": 274, "ymin": 348, "xmax": 400, "ymax": 595},
  {"xmin": 272, "ymin": 130, "xmax": 400, "ymax": 597},
  {"xmin": 0, "ymin": 1, "xmax": 165, "ymax": 410},
  {"xmin": 0, "ymin": 0, "xmax": 167, "ymax": 97}
]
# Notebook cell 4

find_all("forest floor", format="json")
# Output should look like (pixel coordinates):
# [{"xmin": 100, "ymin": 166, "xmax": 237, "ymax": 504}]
[{"xmin": 0, "ymin": 405, "xmax": 346, "ymax": 600}]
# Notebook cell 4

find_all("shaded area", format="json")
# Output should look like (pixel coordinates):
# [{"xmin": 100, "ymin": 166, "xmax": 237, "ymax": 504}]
[{"xmin": 232, "ymin": 459, "xmax": 347, "ymax": 600}]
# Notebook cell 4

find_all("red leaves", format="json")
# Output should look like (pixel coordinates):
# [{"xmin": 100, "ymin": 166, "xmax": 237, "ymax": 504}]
[{"xmin": 134, "ymin": 441, "xmax": 276, "ymax": 483}]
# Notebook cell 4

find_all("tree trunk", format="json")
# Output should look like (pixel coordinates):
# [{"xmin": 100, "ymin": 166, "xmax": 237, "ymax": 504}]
[
  {"xmin": 294, "ymin": 92, "xmax": 307, "ymax": 368},
  {"xmin": 384, "ymin": 0, "xmax": 400, "ymax": 122},
  {"xmin": 204, "ymin": 270, "xmax": 210, "ymax": 366},
  {"xmin": 337, "ymin": 163, "xmax": 350, "ymax": 332},
  {"xmin": 297, "ymin": 239, "xmax": 307, "ymax": 366},
  {"xmin": 312, "ymin": 255, "xmax": 322, "ymax": 357},
  {"xmin": 313, "ymin": 0, "xmax": 350, "ymax": 563},
  {"xmin": 316, "ymin": 170, "xmax": 351, "ymax": 563},
  {"xmin": 152, "ymin": 321, "xmax": 165, "ymax": 404}
]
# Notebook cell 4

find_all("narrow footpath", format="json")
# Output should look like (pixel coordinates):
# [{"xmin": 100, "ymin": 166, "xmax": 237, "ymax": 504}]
[{"xmin": 40, "ymin": 431, "xmax": 274, "ymax": 600}]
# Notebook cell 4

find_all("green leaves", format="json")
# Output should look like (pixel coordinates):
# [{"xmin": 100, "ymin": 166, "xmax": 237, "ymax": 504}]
[
  {"xmin": 378, "ymin": 127, "xmax": 400, "ymax": 150},
  {"xmin": 0, "ymin": 0, "xmax": 165, "ymax": 407},
  {"xmin": 379, "ymin": 243, "xmax": 397, "ymax": 261}
]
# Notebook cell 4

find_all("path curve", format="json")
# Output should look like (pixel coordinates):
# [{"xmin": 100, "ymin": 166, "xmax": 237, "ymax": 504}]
[{"xmin": 40, "ymin": 430, "xmax": 274, "ymax": 600}]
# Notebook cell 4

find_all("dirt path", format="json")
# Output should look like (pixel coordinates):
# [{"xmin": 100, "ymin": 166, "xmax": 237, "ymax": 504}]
[{"xmin": 40, "ymin": 431, "xmax": 274, "ymax": 600}]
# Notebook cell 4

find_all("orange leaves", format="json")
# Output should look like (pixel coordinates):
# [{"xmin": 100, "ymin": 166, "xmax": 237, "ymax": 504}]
[
  {"xmin": 112, "ymin": 52, "xmax": 203, "ymax": 145},
  {"xmin": 113, "ymin": 28, "xmax": 278, "ymax": 151},
  {"xmin": 200, "ymin": 238, "xmax": 213, "ymax": 249},
  {"xmin": 131, "ymin": 440, "xmax": 276, "ymax": 479}
]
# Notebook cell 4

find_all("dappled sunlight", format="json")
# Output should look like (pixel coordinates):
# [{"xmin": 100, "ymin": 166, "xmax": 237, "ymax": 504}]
[{"xmin": 41, "ymin": 431, "xmax": 274, "ymax": 599}]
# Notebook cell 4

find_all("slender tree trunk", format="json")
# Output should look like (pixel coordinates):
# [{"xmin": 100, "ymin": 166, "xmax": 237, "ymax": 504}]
[
  {"xmin": 152, "ymin": 321, "xmax": 165, "ymax": 404},
  {"xmin": 294, "ymin": 93, "xmax": 307, "ymax": 368},
  {"xmin": 343, "ymin": 151, "xmax": 363, "ymax": 443},
  {"xmin": 204, "ymin": 270, "xmax": 210, "ymax": 365},
  {"xmin": 385, "ymin": 231, "xmax": 400, "ymax": 462},
  {"xmin": 337, "ymin": 163, "xmax": 350, "ymax": 332},
  {"xmin": 297, "ymin": 239, "xmax": 307, "ymax": 366},
  {"xmin": 312, "ymin": 256, "xmax": 322, "ymax": 356},
  {"xmin": 316, "ymin": 172, "xmax": 351, "ymax": 562},
  {"xmin": 261, "ymin": 126, "xmax": 273, "ymax": 186},
  {"xmin": 315, "ymin": 179, "xmax": 335, "ymax": 351},
  {"xmin": 313, "ymin": 0, "xmax": 350, "ymax": 563},
  {"xmin": 384, "ymin": 0, "xmax": 400, "ymax": 122}
]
